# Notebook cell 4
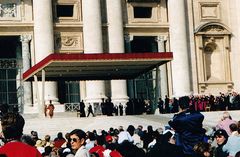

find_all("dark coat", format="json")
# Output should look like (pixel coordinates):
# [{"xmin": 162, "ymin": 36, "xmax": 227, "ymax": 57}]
[
  {"xmin": 168, "ymin": 110, "xmax": 206, "ymax": 156},
  {"xmin": 214, "ymin": 142, "xmax": 229, "ymax": 157},
  {"xmin": 147, "ymin": 142, "xmax": 184, "ymax": 157}
]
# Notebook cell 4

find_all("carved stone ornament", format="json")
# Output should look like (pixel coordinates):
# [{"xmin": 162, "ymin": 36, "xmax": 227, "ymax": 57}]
[
  {"xmin": 0, "ymin": 3, "xmax": 17, "ymax": 18},
  {"xmin": 204, "ymin": 37, "xmax": 216, "ymax": 46},
  {"xmin": 203, "ymin": 37, "xmax": 217, "ymax": 53},
  {"xmin": 62, "ymin": 36, "xmax": 78, "ymax": 47},
  {"xmin": 20, "ymin": 35, "xmax": 32, "ymax": 43},
  {"xmin": 55, "ymin": 34, "xmax": 81, "ymax": 51},
  {"xmin": 202, "ymin": 25, "xmax": 224, "ymax": 33}
]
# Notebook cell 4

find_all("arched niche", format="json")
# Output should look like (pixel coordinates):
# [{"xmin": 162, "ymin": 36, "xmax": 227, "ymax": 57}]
[{"xmin": 195, "ymin": 22, "xmax": 233, "ymax": 94}]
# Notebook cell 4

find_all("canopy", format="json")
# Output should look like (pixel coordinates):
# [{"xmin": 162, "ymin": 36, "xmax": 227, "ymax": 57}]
[{"xmin": 23, "ymin": 52, "xmax": 173, "ymax": 81}]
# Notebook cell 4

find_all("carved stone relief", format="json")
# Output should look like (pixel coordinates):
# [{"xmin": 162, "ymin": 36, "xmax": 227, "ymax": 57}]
[
  {"xmin": 0, "ymin": 0, "xmax": 21, "ymax": 21},
  {"xmin": 202, "ymin": 25, "xmax": 227, "ymax": 34},
  {"xmin": 55, "ymin": 32, "xmax": 83, "ymax": 52},
  {"xmin": 0, "ymin": 3, "xmax": 17, "ymax": 17}
]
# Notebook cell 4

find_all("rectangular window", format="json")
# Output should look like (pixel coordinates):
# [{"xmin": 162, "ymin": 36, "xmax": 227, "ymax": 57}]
[
  {"xmin": 56, "ymin": 5, "xmax": 74, "ymax": 17},
  {"xmin": 133, "ymin": 7, "xmax": 152, "ymax": 18}
]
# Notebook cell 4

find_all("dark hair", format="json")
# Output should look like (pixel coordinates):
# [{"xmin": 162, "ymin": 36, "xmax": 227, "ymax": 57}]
[
  {"xmin": 44, "ymin": 146, "xmax": 53, "ymax": 155},
  {"xmin": 127, "ymin": 125, "xmax": 135, "ymax": 136},
  {"xmin": 1, "ymin": 112, "xmax": 25, "ymax": 140},
  {"xmin": 57, "ymin": 132, "xmax": 64, "ymax": 139},
  {"xmin": 229, "ymin": 123, "xmax": 238, "ymax": 132},
  {"xmin": 70, "ymin": 129, "xmax": 86, "ymax": 145},
  {"xmin": 235, "ymin": 151, "xmax": 240, "ymax": 157},
  {"xmin": 147, "ymin": 125, "xmax": 153, "ymax": 133},
  {"xmin": 193, "ymin": 142, "xmax": 211, "ymax": 157},
  {"xmin": 214, "ymin": 129, "xmax": 228, "ymax": 139},
  {"xmin": 179, "ymin": 96, "xmax": 190, "ymax": 109},
  {"xmin": 88, "ymin": 132, "xmax": 96, "ymax": 141},
  {"xmin": 21, "ymin": 134, "xmax": 36, "ymax": 146}
]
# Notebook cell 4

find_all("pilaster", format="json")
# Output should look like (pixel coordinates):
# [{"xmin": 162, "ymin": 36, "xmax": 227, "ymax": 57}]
[
  {"xmin": 20, "ymin": 35, "xmax": 33, "ymax": 109},
  {"xmin": 156, "ymin": 36, "xmax": 168, "ymax": 99}
]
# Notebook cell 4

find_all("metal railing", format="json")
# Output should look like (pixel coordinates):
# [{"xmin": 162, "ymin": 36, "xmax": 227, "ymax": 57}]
[{"xmin": 64, "ymin": 103, "xmax": 80, "ymax": 112}]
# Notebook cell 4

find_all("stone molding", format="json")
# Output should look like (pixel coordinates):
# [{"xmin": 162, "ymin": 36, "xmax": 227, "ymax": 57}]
[{"xmin": 199, "ymin": 2, "xmax": 220, "ymax": 20}]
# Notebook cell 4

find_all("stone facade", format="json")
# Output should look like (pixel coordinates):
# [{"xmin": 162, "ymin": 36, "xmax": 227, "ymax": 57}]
[{"xmin": 0, "ymin": 0, "xmax": 239, "ymax": 113}]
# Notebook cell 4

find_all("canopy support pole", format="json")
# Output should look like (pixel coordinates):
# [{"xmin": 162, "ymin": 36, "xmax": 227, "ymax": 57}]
[
  {"xmin": 40, "ymin": 70, "xmax": 45, "ymax": 117},
  {"xmin": 34, "ymin": 75, "xmax": 41, "ymax": 116}
]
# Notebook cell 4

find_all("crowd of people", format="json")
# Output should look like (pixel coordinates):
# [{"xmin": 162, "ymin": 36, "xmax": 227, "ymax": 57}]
[
  {"xmin": 158, "ymin": 92, "xmax": 240, "ymax": 114},
  {"xmin": 0, "ymin": 94, "xmax": 240, "ymax": 157},
  {"xmin": 77, "ymin": 99, "xmax": 123, "ymax": 118},
  {"xmin": 71, "ymin": 91, "xmax": 240, "ymax": 118}
]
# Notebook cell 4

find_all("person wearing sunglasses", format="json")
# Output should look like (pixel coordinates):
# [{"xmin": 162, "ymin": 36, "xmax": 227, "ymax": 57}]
[{"xmin": 69, "ymin": 129, "xmax": 90, "ymax": 157}]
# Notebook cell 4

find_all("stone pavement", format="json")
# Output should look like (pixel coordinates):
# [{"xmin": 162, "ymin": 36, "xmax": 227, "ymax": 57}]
[{"xmin": 22, "ymin": 110, "xmax": 240, "ymax": 139}]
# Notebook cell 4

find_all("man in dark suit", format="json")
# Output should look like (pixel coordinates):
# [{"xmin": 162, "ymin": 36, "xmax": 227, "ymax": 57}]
[{"xmin": 87, "ymin": 104, "xmax": 95, "ymax": 117}]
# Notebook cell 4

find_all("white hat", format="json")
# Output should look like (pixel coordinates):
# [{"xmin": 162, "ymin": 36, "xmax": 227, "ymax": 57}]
[{"xmin": 97, "ymin": 129, "xmax": 102, "ymax": 136}]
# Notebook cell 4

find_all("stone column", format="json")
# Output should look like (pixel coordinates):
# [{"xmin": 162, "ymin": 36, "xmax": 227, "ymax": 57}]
[
  {"xmin": 106, "ymin": 0, "xmax": 129, "ymax": 107},
  {"xmin": 156, "ymin": 36, "xmax": 168, "ymax": 99},
  {"xmin": 21, "ymin": 35, "xmax": 33, "ymax": 109},
  {"xmin": 230, "ymin": 0, "xmax": 240, "ymax": 91},
  {"xmin": 82, "ymin": 0, "xmax": 106, "ymax": 108},
  {"xmin": 33, "ymin": 0, "xmax": 58, "ymax": 115},
  {"xmin": 168, "ymin": 0, "xmax": 191, "ymax": 97}
]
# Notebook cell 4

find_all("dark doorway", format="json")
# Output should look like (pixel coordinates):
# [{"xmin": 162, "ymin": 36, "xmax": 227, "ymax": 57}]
[
  {"xmin": 0, "ymin": 36, "xmax": 19, "ymax": 58},
  {"xmin": 127, "ymin": 36, "xmax": 158, "ymax": 114},
  {"xmin": 58, "ymin": 81, "xmax": 80, "ymax": 104},
  {"xmin": 131, "ymin": 36, "xmax": 158, "ymax": 52},
  {"xmin": 0, "ymin": 36, "xmax": 22, "ymax": 111}
]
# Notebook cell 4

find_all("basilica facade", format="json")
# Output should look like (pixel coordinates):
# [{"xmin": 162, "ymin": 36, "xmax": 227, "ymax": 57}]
[{"xmin": 0, "ymin": 0, "xmax": 239, "ymax": 114}]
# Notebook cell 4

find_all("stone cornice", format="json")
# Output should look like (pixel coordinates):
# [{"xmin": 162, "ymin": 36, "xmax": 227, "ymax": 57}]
[
  {"xmin": 54, "ymin": 23, "xmax": 83, "ymax": 28},
  {"xmin": 0, "ymin": 23, "xmax": 33, "ymax": 27},
  {"xmin": 125, "ymin": 23, "xmax": 169, "ymax": 28}
]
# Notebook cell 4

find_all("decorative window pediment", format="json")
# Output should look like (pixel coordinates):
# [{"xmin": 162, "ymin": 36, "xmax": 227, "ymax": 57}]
[
  {"xmin": 201, "ymin": 25, "xmax": 229, "ymax": 34},
  {"xmin": 195, "ymin": 23, "xmax": 231, "ymax": 35}
]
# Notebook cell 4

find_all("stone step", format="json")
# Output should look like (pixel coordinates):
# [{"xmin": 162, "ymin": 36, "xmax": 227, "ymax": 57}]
[{"xmin": 21, "ymin": 110, "xmax": 240, "ymax": 140}]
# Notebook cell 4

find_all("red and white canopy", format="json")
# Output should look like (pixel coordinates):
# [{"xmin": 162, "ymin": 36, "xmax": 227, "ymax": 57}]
[{"xmin": 23, "ymin": 52, "xmax": 173, "ymax": 81}]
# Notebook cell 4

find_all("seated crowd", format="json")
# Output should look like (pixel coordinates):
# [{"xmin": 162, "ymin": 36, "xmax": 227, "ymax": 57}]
[{"xmin": 0, "ymin": 97, "xmax": 240, "ymax": 157}]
